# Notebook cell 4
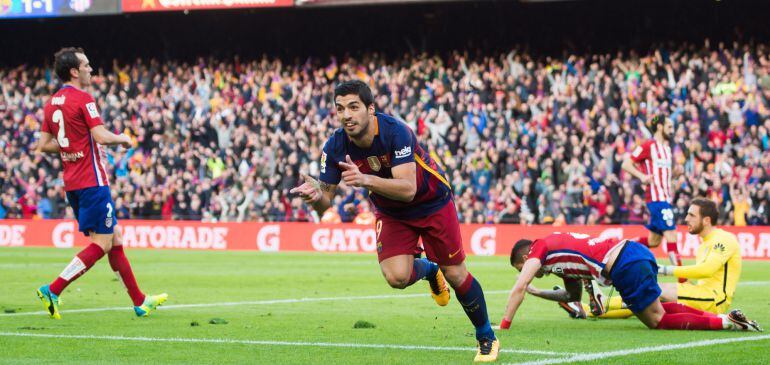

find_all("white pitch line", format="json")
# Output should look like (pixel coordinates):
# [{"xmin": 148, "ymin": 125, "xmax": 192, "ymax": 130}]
[
  {"xmin": 507, "ymin": 334, "xmax": 770, "ymax": 365},
  {"xmin": 738, "ymin": 281, "xmax": 770, "ymax": 286},
  {"xmin": 0, "ymin": 332, "xmax": 569, "ymax": 356},
  {"xmin": 0, "ymin": 290, "xmax": 510, "ymax": 317}
]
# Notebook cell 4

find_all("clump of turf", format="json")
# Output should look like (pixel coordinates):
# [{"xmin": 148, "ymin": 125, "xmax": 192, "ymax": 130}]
[
  {"xmin": 353, "ymin": 320, "xmax": 376, "ymax": 329},
  {"xmin": 190, "ymin": 321, "xmax": 200, "ymax": 327},
  {"xmin": 209, "ymin": 318, "xmax": 229, "ymax": 325}
]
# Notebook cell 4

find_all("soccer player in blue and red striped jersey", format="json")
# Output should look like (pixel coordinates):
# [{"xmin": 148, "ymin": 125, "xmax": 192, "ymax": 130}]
[
  {"xmin": 500, "ymin": 233, "xmax": 762, "ymax": 332},
  {"xmin": 35, "ymin": 47, "xmax": 167, "ymax": 319},
  {"xmin": 291, "ymin": 80, "xmax": 499, "ymax": 362}
]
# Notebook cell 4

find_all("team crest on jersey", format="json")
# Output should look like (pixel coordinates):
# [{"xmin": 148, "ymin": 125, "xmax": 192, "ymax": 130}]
[{"xmin": 367, "ymin": 156, "xmax": 381, "ymax": 172}]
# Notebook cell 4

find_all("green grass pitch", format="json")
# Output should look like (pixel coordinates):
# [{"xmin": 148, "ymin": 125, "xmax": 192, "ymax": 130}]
[{"xmin": 1, "ymin": 247, "xmax": 769, "ymax": 364}]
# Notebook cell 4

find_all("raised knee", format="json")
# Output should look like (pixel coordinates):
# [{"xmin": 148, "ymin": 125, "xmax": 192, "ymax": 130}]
[{"xmin": 384, "ymin": 273, "xmax": 410, "ymax": 289}]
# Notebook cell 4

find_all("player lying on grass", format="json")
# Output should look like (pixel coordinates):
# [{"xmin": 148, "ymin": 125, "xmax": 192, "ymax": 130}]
[
  {"xmin": 499, "ymin": 232, "xmax": 762, "ymax": 332},
  {"xmin": 550, "ymin": 198, "xmax": 744, "ymax": 320},
  {"xmin": 291, "ymin": 80, "xmax": 498, "ymax": 362},
  {"xmin": 35, "ymin": 47, "xmax": 167, "ymax": 319}
]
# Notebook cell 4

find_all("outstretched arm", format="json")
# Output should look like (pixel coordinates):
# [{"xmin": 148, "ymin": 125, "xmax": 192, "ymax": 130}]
[
  {"xmin": 526, "ymin": 278, "xmax": 582, "ymax": 302},
  {"xmin": 339, "ymin": 155, "xmax": 416, "ymax": 202},
  {"xmin": 500, "ymin": 258, "xmax": 542, "ymax": 329}
]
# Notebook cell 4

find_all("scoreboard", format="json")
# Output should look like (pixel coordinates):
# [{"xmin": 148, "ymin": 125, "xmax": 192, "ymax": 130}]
[{"xmin": 0, "ymin": 0, "xmax": 120, "ymax": 18}]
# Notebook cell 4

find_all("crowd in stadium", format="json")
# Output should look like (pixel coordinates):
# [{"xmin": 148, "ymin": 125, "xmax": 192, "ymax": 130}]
[{"xmin": 1, "ymin": 40, "xmax": 769, "ymax": 226}]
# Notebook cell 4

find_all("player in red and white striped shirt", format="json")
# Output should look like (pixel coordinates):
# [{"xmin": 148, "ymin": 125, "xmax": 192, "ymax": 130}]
[
  {"xmin": 499, "ymin": 233, "xmax": 762, "ymax": 332},
  {"xmin": 35, "ymin": 47, "xmax": 167, "ymax": 319},
  {"xmin": 622, "ymin": 115, "xmax": 682, "ymax": 267}
]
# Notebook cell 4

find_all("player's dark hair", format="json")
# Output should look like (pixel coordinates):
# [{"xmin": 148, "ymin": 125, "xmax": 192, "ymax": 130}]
[
  {"xmin": 646, "ymin": 114, "xmax": 664, "ymax": 134},
  {"xmin": 691, "ymin": 197, "xmax": 719, "ymax": 226},
  {"xmin": 334, "ymin": 80, "xmax": 374, "ymax": 107},
  {"xmin": 54, "ymin": 47, "xmax": 85, "ymax": 82},
  {"xmin": 510, "ymin": 239, "xmax": 533, "ymax": 266}
]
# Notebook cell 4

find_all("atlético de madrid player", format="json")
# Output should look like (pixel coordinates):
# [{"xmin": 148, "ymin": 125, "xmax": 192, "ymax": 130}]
[{"xmin": 36, "ymin": 47, "xmax": 167, "ymax": 319}]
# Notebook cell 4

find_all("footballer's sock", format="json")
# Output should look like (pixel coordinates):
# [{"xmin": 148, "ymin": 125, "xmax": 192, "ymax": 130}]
[
  {"xmin": 607, "ymin": 296, "xmax": 627, "ymax": 310},
  {"xmin": 452, "ymin": 273, "xmax": 495, "ymax": 340},
  {"xmin": 108, "ymin": 245, "xmax": 146, "ymax": 306},
  {"xmin": 407, "ymin": 258, "xmax": 438, "ymax": 286},
  {"xmin": 49, "ymin": 244, "xmax": 105, "ymax": 296},
  {"xmin": 666, "ymin": 240, "xmax": 683, "ymax": 265},
  {"xmin": 656, "ymin": 313, "xmax": 723, "ymax": 330},
  {"xmin": 664, "ymin": 240, "xmax": 686, "ymax": 282},
  {"xmin": 662, "ymin": 302, "xmax": 717, "ymax": 317}
]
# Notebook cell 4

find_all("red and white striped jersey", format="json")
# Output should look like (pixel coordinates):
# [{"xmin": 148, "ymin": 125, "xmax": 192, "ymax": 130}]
[
  {"xmin": 527, "ymin": 232, "xmax": 624, "ymax": 286},
  {"xmin": 42, "ymin": 85, "xmax": 110, "ymax": 192},
  {"xmin": 630, "ymin": 139, "xmax": 672, "ymax": 203}
]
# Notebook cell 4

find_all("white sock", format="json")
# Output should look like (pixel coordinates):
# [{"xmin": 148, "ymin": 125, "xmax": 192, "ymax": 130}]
[{"xmin": 718, "ymin": 314, "xmax": 734, "ymax": 330}]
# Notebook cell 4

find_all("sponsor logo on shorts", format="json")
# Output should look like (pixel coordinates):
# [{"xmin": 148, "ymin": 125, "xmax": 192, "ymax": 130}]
[
  {"xmin": 448, "ymin": 248, "xmax": 462, "ymax": 259},
  {"xmin": 320, "ymin": 152, "xmax": 327, "ymax": 174},
  {"xmin": 105, "ymin": 217, "xmax": 113, "ymax": 228}
]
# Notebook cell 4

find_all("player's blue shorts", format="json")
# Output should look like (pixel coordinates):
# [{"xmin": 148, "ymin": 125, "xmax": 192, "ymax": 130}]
[
  {"xmin": 608, "ymin": 241, "xmax": 661, "ymax": 313},
  {"xmin": 66, "ymin": 186, "xmax": 117, "ymax": 236},
  {"xmin": 645, "ymin": 201, "xmax": 675, "ymax": 235}
]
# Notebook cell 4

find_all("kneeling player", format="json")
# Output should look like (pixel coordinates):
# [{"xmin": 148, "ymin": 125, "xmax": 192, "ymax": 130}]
[{"xmin": 499, "ymin": 232, "xmax": 761, "ymax": 332}]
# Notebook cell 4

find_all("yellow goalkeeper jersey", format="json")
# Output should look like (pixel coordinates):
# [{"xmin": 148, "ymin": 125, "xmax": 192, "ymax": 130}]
[{"xmin": 673, "ymin": 228, "xmax": 742, "ymax": 307}]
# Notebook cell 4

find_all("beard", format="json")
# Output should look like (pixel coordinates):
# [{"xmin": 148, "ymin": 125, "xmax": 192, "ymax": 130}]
[
  {"xmin": 345, "ymin": 120, "xmax": 369, "ymax": 139},
  {"xmin": 688, "ymin": 222, "xmax": 703, "ymax": 235}
]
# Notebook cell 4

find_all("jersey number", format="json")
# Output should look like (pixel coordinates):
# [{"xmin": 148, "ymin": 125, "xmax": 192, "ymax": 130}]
[
  {"xmin": 661, "ymin": 208, "xmax": 674, "ymax": 227},
  {"xmin": 53, "ymin": 110, "xmax": 70, "ymax": 148}
]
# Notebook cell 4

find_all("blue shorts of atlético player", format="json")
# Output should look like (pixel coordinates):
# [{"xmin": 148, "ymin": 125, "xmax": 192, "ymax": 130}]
[
  {"xmin": 608, "ymin": 241, "xmax": 661, "ymax": 313},
  {"xmin": 66, "ymin": 186, "xmax": 117, "ymax": 236},
  {"xmin": 645, "ymin": 201, "xmax": 676, "ymax": 235}
]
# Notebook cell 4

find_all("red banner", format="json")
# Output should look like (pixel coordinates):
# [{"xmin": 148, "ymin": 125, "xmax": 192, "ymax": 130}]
[
  {"xmin": 2, "ymin": 220, "xmax": 769, "ymax": 260},
  {"xmin": 121, "ymin": 0, "xmax": 293, "ymax": 12}
]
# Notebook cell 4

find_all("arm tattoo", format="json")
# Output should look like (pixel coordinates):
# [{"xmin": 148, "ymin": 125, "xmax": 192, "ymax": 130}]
[
  {"xmin": 529, "ymin": 288, "xmax": 574, "ymax": 302},
  {"xmin": 319, "ymin": 182, "xmax": 335, "ymax": 193}
]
